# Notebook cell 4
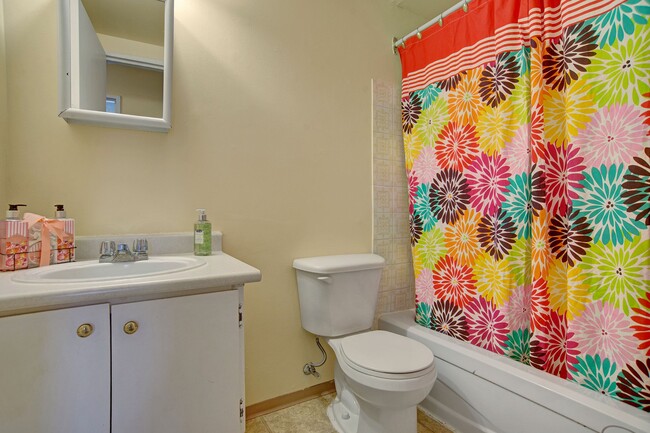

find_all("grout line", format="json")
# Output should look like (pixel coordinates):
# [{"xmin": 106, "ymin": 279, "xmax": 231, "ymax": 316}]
[{"xmin": 260, "ymin": 416, "xmax": 274, "ymax": 433}]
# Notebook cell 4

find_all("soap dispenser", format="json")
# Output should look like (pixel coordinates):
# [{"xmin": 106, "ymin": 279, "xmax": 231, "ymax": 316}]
[
  {"xmin": 1, "ymin": 204, "xmax": 29, "ymax": 271},
  {"xmin": 52, "ymin": 204, "xmax": 75, "ymax": 263},
  {"xmin": 194, "ymin": 209, "xmax": 212, "ymax": 256}
]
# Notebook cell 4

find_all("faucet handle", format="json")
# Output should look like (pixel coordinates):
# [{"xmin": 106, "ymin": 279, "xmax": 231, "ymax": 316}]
[
  {"xmin": 99, "ymin": 241, "xmax": 116, "ymax": 257},
  {"xmin": 99, "ymin": 241, "xmax": 116, "ymax": 263},
  {"xmin": 133, "ymin": 238, "xmax": 148, "ymax": 253},
  {"xmin": 133, "ymin": 238, "xmax": 149, "ymax": 261}
]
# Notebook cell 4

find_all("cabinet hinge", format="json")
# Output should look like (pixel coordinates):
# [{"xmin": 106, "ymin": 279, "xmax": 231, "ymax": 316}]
[
  {"xmin": 238, "ymin": 304, "xmax": 243, "ymax": 328},
  {"xmin": 239, "ymin": 398, "xmax": 244, "ymax": 420}
]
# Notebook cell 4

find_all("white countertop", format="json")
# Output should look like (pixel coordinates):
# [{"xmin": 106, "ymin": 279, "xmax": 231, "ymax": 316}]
[{"xmin": 0, "ymin": 252, "xmax": 261, "ymax": 317}]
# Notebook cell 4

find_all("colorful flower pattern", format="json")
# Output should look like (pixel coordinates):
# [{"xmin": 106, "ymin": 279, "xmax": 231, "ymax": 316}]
[
  {"xmin": 431, "ymin": 169, "xmax": 470, "ymax": 224},
  {"xmin": 572, "ymin": 354, "xmax": 619, "ymax": 396},
  {"xmin": 616, "ymin": 358, "xmax": 650, "ymax": 411},
  {"xmin": 432, "ymin": 255, "xmax": 476, "ymax": 309},
  {"xmin": 465, "ymin": 152, "xmax": 511, "ymax": 216},
  {"xmin": 542, "ymin": 23, "xmax": 598, "ymax": 91},
  {"xmin": 465, "ymin": 296, "xmax": 509, "ymax": 354},
  {"xmin": 588, "ymin": 0, "xmax": 650, "ymax": 47},
  {"xmin": 431, "ymin": 299, "xmax": 470, "ymax": 341},
  {"xmin": 402, "ymin": 0, "xmax": 650, "ymax": 412},
  {"xmin": 572, "ymin": 300, "xmax": 639, "ymax": 368},
  {"xmin": 585, "ymin": 24, "xmax": 650, "ymax": 107},
  {"xmin": 574, "ymin": 164, "xmax": 646, "ymax": 246},
  {"xmin": 622, "ymin": 147, "xmax": 650, "ymax": 225},
  {"xmin": 448, "ymin": 68, "xmax": 484, "ymax": 125},
  {"xmin": 536, "ymin": 310, "xmax": 580, "ymax": 378},
  {"xmin": 631, "ymin": 292, "xmax": 650, "ymax": 356},
  {"xmin": 435, "ymin": 122, "xmax": 479, "ymax": 172},
  {"xmin": 479, "ymin": 53, "xmax": 520, "ymax": 108},
  {"xmin": 575, "ymin": 104, "xmax": 648, "ymax": 167}
]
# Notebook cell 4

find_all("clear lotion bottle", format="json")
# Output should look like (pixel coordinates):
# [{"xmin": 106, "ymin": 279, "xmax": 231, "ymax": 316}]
[{"xmin": 194, "ymin": 209, "xmax": 212, "ymax": 256}]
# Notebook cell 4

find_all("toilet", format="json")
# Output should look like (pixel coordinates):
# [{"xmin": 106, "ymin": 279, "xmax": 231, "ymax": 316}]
[{"xmin": 293, "ymin": 254, "xmax": 437, "ymax": 433}]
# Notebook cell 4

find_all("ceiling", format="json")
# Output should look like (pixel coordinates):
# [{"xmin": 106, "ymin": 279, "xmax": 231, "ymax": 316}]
[{"xmin": 81, "ymin": 0, "xmax": 165, "ymax": 46}]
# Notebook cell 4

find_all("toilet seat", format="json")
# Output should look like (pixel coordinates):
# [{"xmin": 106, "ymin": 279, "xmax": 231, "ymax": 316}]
[{"xmin": 339, "ymin": 331, "xmax": 434, "ymax": 379}]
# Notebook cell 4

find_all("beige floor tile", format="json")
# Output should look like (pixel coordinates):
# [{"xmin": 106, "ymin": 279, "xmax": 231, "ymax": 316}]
[
  {"xmin": 255, "ymin": 393, "xmax": 451, "ymax": 433},
  {"xmin": 246, "ymin": 417, "xmax": 271, "ymax": 433},
  {"xmin": 318, "ymin": 392, "xmax": 336, "ymax": 407},
  {"xmin": 262, "ymin": 398, "xmax": 337, "ymax": 433},
  {"xmin": 417, "ymin": 408, "xmax": 453, "ymax": 433}
]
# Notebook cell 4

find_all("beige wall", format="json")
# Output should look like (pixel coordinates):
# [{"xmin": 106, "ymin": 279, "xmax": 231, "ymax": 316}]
[
  {"xmin": 0, "ymin": 0, "xmax": 7, "ymax": 209},
  {"xmin": 3, "ymin": 0, "xmax": 420, "ymax": 404}
]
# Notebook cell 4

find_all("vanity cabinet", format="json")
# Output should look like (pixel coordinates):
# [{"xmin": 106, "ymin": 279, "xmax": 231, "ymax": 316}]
[
  {"xmin": 0, "ymin": 304, "xmax": 111, "ymax": 433},
  {"xmin": 0, "ymin": 289, "xmax": 243, "ymax": 433}
]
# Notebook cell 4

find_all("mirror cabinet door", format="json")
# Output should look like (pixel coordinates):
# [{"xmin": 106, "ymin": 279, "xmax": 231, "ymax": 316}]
[{"xmin": 58, "ymin": 0, "xmax": 173, "ymax": 132}]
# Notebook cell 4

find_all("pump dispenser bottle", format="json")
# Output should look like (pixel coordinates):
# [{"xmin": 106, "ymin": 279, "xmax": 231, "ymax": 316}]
[
  {"xmin": 52, "ymin": 204, "xmax": 75, "ymax": 263},
  {"xmin": 194, "ymin": 209, "xmax": 212, "ymax": 256},
  {"xmin": 1, "ymin": 204, "xmax": 29, "ymax": 271},
  {"xmin": 5, "ymin": 204, "xmax": 26, "ymax": 220}
]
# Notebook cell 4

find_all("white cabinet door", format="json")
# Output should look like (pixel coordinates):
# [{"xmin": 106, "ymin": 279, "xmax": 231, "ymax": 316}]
[
  {"xmin": 0, "ymin": 304, "xmax": 111, "ymax": 433},
  {"xmin": 111, "ymin": 291, "xmax": 241, "ymax": 433}
]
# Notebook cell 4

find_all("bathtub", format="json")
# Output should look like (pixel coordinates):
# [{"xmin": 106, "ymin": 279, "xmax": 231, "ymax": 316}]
[{"xmin": 378, "ymin": 310, "xmax": 650, "ymax": 433}]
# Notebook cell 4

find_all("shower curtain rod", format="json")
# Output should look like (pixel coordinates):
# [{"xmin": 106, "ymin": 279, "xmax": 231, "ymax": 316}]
[{"xmin": 392, "ymin": 0, "xmax": 472, "ymax": 54}]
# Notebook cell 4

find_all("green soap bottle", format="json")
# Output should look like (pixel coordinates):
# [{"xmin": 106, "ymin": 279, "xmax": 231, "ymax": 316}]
[{"xmin": 194, "ymin": 208, "xmax": 212, "ymax": 256}]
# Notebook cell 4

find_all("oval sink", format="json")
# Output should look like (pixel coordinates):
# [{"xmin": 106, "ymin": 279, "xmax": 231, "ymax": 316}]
[{"xmin": 11, "ymin": 256, "xmax": 206, "ymax": 283}]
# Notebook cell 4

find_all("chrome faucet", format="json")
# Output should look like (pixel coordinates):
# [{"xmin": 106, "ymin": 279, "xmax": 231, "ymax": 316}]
[
  {"xmin": 99, "ymin": 239, "xmax": 148, "ymax": 263},
  {"xmin": 132, "ymin": 238, "xmax": 148, "ymax": 261}
]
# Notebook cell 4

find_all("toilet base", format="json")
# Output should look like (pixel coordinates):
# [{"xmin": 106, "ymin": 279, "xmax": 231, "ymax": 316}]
[
  {"xmin": 327, "ymin": 397, "xmax": 357, "ymax": 433},
  {"xmin": 327, "ymin": 393, "xmax": 418, "ymax": 433}
]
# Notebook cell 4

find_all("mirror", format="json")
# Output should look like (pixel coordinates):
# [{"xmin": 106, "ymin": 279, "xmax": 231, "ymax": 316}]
[{"xmin": 58, "ymin": 0, "xmax": 173, "ymax": 132}]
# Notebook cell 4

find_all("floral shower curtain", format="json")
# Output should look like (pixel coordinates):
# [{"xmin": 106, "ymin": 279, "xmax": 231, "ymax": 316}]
[{"xmin": 398, "ymin": 0, "xmax": 649, "ymax": 411}]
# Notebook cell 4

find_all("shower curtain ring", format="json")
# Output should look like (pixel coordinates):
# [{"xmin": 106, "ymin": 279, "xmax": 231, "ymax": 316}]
[
  {"xmin": 438, "ymin": 16, "xmax": 443, "ymax": 26},
  {"xmin": 416, "ymin": 28, "xmax": 422, "ymax": 39},
  {"xmin": 463, "ymin": 0, "xmax": 468, "ymax": 12}
]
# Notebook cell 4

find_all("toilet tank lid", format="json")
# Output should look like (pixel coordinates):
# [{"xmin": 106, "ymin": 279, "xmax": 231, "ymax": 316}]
[{"xmin": 293, "ymin": 254, "xmax": 385, "ymax": 274}]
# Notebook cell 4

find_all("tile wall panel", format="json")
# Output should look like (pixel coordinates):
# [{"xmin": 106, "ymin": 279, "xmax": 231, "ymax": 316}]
[{"xmin": 371, "ymin": 79, "xmax": 414, "ymax": 326}]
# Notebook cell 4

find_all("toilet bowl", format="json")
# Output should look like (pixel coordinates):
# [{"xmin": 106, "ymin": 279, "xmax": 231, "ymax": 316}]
[
  {"xmin": 293, "ymin": 254, "xmax": 437, "ymax": 433},
  {"xmin": 326, "ymin": 331, "xmax": 437, "ymax": 433}
]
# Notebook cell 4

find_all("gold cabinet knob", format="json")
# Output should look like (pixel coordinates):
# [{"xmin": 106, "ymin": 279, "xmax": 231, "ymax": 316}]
[
  {"xmin": 77, "ymin": 323, "xmax": 94, "ymax": 338},
  {"xmin": 123, "ymin": 321, "xmax": 139, "ymax": 335}
]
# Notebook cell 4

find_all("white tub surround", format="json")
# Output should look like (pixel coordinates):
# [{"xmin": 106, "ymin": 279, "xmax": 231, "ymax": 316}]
[
  {"xmin": 379, "ymin": 310, "xmax": 650, "ymax": 433},
  {"xmin": 0, "ymin": 232, "xmax": 260, "ymax": 433}
]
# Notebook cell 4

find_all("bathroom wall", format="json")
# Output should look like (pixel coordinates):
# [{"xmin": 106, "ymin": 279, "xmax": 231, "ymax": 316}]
[
  {"xmin": 0, "ymin": 0, "xmax": 7, "ymax": 209},
  {"xmin": 2, "ymin": 0, "xmax": 422, "ymax": 405},
  {"xmin": 372, "ymin": 79, "xmax": 414, "ymax": 325}
]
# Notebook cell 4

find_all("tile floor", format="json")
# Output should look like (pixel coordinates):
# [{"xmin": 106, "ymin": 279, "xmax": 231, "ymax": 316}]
[{"xmin": 246, "ymin": 392, "xmax": 453, "ymax": 433}]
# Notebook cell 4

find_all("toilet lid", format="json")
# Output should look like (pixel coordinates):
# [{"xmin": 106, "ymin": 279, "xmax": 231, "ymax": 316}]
[{"xmin": 340, "ymin": 331, "xmax": 434, "ymax": 374}]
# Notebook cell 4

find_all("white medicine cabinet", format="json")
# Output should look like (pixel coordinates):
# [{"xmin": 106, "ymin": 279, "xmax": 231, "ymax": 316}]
[{"xmin": 58, "ymin": 0, "xmax": 173, "ymax": 132}]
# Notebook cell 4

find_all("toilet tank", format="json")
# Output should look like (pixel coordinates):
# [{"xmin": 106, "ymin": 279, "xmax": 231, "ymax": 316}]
[{"xmin": 293, "ymin": 254, "xmax": 385, "ymax": 337}]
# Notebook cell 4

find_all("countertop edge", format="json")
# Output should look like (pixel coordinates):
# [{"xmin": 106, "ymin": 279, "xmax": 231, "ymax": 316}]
[{"xmin": 0, "ymin": 252, "xmax": 261, "ymax": 318}]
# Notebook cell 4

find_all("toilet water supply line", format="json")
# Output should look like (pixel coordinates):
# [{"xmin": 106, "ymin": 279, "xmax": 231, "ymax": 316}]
[{"xmin": 304, "ymin": 337, "xmax": 328, "ymax": 377}]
